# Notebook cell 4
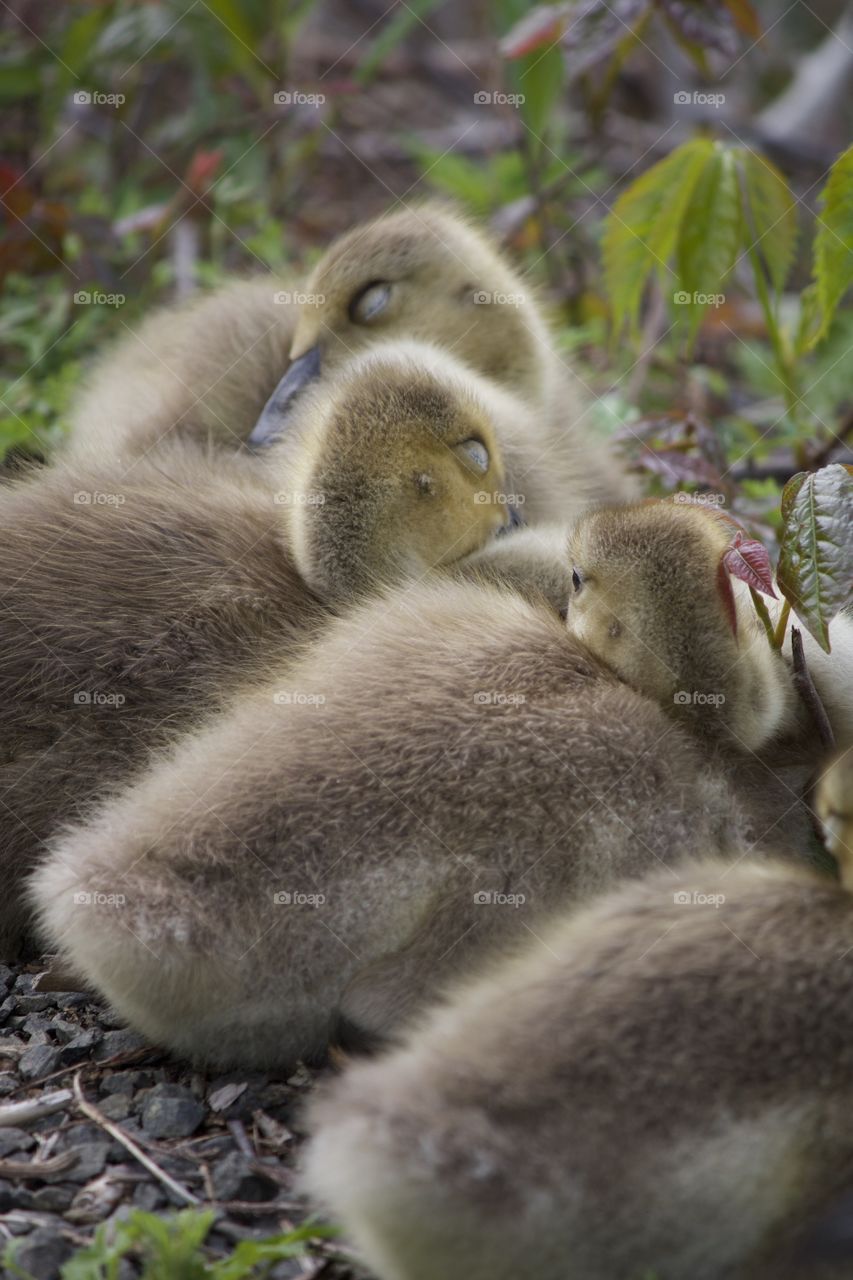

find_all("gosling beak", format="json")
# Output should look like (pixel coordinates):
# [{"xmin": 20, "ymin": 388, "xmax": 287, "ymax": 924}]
[
  {"xmin": 248, "ymin": 345, "xmax": 322, "ymax": 449},
  {"xmin": 497, "ymin": 499, "xmax": 526, "ymax": 536}
]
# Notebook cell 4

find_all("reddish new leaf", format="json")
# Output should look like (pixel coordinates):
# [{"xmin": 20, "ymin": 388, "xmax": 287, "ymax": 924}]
[
  {"xmin": 500, "ymin": 5, "xmax": 567, "ymax": 58},
  {"xmin": 722, "ymin": 530, "xmax": 777, "ymax": 598}
]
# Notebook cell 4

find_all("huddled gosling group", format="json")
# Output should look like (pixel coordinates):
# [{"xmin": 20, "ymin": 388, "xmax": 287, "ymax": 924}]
[{"xmin": 3, "ymin": 201, "xmax": 851, "ymax": 1279}]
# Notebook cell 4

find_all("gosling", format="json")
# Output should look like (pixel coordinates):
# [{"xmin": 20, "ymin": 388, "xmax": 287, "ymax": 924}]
[{"xmin": 303, "ymin": 753, "xmax": 853, "ymax": 1280}]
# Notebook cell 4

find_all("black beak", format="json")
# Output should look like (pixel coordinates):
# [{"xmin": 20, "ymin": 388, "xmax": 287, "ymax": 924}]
[{"xmin": 247, "ymin": 345, "xmax": 322, "ymax": 449}]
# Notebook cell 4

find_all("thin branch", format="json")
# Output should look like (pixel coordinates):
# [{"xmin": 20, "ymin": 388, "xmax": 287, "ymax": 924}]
[
  {"xmin": 72, "ymin": 1073, "xmax": 201, "ymax": 1206},
  {"xmin": 0, "ymin": 1090, "xmax": 72, "ymax": 1128},
  {"xmin": 790, "ymin": 626, "xmax": 836, "ymax": 751}
]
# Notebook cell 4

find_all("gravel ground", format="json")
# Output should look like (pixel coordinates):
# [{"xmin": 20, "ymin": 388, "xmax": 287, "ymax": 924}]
[{"xmin": 0, "ymin": 958, "xmax": 358, "ymax": 1278}]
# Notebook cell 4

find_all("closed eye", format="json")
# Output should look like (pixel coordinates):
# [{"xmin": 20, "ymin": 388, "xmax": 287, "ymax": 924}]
[{"xmin": 349, "ymin": 280, "xmax": 392, "ymax": 324}]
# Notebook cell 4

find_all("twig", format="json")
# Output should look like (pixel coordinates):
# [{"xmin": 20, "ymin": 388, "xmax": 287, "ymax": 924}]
[
  {"xmin": 72, "ymin": 1073, "xmax": 200, "ymax": 1206},
  {"xmin": 0, "ymin": 1089, "xmax": 72, "ymax": 1127},
  {"xmin": 0, "ymin": 1150, "xmax": 78, "ymax": 1179},
  {"xmin": 790, "ymin": 627, "xmax": 836, "ymax": 751},
  {"xmin": 772, "ymin": 599, "xmax": 792, "ymax": 650}
]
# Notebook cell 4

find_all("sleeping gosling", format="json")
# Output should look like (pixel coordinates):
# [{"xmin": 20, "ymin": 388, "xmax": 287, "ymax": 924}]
[
  {"xmin": 30, "ymin": 506, "xmax": 821, "ymax": 1066},
  {"xmin": 303, "ymin": 753, "xmax": 853, "ymax": 1280}
]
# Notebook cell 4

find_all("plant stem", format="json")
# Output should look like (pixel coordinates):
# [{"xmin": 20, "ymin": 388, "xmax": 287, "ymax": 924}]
[
  {"xmin": 749, "ymin": 587, "xmax": 776, "ymax": 646},
  {"xmin": 744, "ymin": 237, "xmax": 804, "ymax": 433},
  {"xmin": 772, "ymin": 597, "xmax": 792, "ymax": 649}
]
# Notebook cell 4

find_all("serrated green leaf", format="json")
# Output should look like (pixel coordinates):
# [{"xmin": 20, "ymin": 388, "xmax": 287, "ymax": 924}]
[
  {"xmin": 811, "ymin": 143, "xmax": 853, "ymax": 344},
  {"xmin": 738, "ymin": 150, "xmax": 797, "ymax": 295},
  {"xmin": 676, "ymin": 145, "xmax": 741, "ymax": 341},
  {"xmin": 794, "ymin": 281, "xmax": 822, "ymax": 356},
  {"xmin": 777, "ymin": 463, "xmax": 853, "ymax": 652},
  {"xmin": 603, "ymin": 137, "xmax": 714, "ymax": 336}
]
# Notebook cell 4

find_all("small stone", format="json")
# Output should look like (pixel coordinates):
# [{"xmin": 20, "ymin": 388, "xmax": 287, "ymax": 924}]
[
  {"xmin": 16, "ymin": 994, "xmax": 54, "ymax": 1014},
  {"xmin": 141, "ymin": 1083, "xmax": 205, "ymax": 1139},
  {"xmin": 132, "ymin": 1182, "xmax": 165, "ymax": 1211},
  {"xmin": 6, "ymin": 1226, "xmax": 72, "ymax": 1279},
  {"xmin": 210, "ymin": 1151, "xmax": 279, "ymax": 1203},
  {"xmin": 27, "ymin": 1184, "xmax": 76, "ymax": 1212},
  {"xmin": 14, "ymin": 972, "xmax": 37, "ymax": 993},
  {"xmin": 95, "ymin": 1028, "xmax": 150, "ymax": 1060},
  {"xmin": 0, "ymin": 994, "xmax": 16, "ymax": 1023},
  {"xmin": 0, "ymin": 1071, "xmax": 16, "ymax": 1095},
  {"xmin": 50, "ymin": 1018, "xmax": 82, "ymax": 1043},
  {"xmin": 60, "ymin": 1142, "xmax": 111, "ymax": 1184},
  {"xmin": 0, "ymin": 1127, "xmax": 36, "ymax": 1157},
  {"xmin": 97, "ymin": 1093, "xmax": 131, "ymax": 1121},
  {"xmin": 0, "ymin": 1179, "xmax": 17, "ymax": 1212},
  {"xmin": 101, "ymin": 1069, "xmax": 151, "ymax": 1095},
  {"xmin": 22, "ymin": 1014, "xmax": 55, "ymax": 1038},
  {"xmin": 19, "ymin": 1043, "xmax": 62, "ymax": 1079},
  {"xmin": 0, "ymin": 964, "xmax": 14, "ymax": 991},
  {"xmin": 60, "ymin": 1028, "xmax": 101, "ymax": 1065}
]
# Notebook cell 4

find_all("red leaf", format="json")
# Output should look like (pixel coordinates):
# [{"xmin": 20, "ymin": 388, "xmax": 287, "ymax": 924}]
[
  {"xmin": 184, "ymin": 149, "xmax": 224, "ymax": 196},
  {"xmin": 722, "ymin": 530, "xmax": 777, "ymax": 598},
  {"xmin": 500, "ymin": 5, "xmax": 566, "ymax": 59}
]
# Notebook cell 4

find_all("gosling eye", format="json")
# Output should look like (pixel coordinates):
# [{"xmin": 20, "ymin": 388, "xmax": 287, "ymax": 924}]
[
  {"xmin": 571, "ymin": 568, "xmax": 584, "ymax": 593},
  {"xmin": 455, "ymin": 438, "xmax": 490, "ymax": 474},
  {"xmin": 349, "ymin": 281, "xmax": 392, "ymax": 324}
]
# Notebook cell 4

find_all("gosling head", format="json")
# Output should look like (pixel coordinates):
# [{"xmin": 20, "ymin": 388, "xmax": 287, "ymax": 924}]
[
  {"xmin": 269, "ymin": 339, "xmax": 521, "ymax": 603},
  {"xmin": 250, "ymin": 203, "xmax": 552, "ymax": 447},
  {"xmin": 816, "ymin": 753, "xmax": 853, "ymax": 887},
  {"xmin": 566, "ymin": 500, "xmax": 793, "ymax": 751}
]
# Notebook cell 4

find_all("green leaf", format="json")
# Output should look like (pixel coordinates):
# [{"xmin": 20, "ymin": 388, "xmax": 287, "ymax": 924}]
[
  {"xmin": 811, "ymin": 143, "xmax": 853, "ymax": 344},
  {"xmin": 514, "ymin": 41, "xmax": 565, "ymax": 142},
  {"xmin": 356, "ymin": 0, "xmax": 445, "ymax": 84},
  {"xmin": 738, "ymin": 150, "xmax": 797, "ymax": 295},
  {"xmin": 602, "ymin": 137, "xmax": 714, "ymax": 336},
  {"xmin": 676, "ymin": 144, "xmax": 741, "ymax": 341},
  {"xmin": 777, "ymin": 464, "xmax": 853, "ymax": 652}
]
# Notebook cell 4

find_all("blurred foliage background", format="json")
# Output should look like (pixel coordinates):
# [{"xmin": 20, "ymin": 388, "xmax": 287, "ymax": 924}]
[{"xmin": 1, "ymin": 0, "xmax": 852, "ymax": 535}]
